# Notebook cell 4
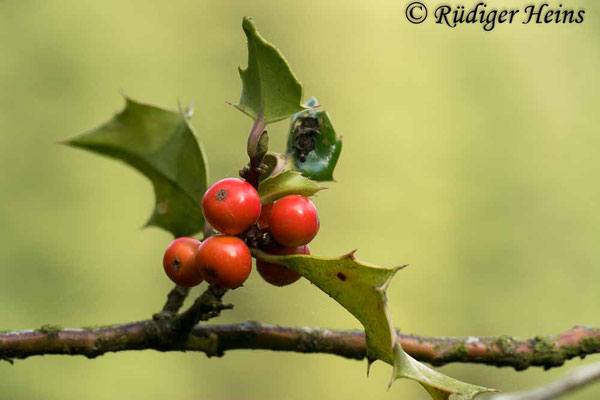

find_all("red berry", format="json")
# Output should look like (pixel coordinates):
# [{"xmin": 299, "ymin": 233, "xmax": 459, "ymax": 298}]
[
  {"xmin": 257, "ymin": 203, "xmax": 273, "ymax": 231},
  {"xmin": 195, "ymin": 235, "xmax": 252, "ymax": 289},
  {"xmin": 269, "ymin": 195, "xmax": 319, "ymax": 246},
  {"xmin": 163, "ymin": 237, "xmax": 203, "ymax": 287},
  {"xmin": 202, "ymin": 178, "xmax": 261, "ymax": 235},
  {"xmin": 257, "ymin": 244, "xmax": 309, "ymax": 287}
]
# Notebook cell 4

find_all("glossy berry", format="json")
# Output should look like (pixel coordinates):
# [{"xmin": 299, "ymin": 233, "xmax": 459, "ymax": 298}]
[
  {"xmin": 257, "ymin": 244, "xmax": 309, "ymax": 287},
  {"xmin": 257, "ymin": 202, "xmax": 273, "ymax": 231},
  {"xmin": 195, "ymin": 235, "xmax": 252, "ymax": 289},
  {"xmin": 269, "ymin": 195, "xmax": 320, "ymax": 246},
  {"xmin": 163, "ymin": 237, "xmax": 203, "ymax": 287},
  {"xmin": 202, "ymin": 178, "xmax": 261, "ymax": 235}
]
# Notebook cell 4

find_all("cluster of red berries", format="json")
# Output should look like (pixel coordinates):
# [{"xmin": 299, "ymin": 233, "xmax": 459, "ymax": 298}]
[{"xmin": 163, "ymin": 178, "xmax": 319, "ymax": 289}]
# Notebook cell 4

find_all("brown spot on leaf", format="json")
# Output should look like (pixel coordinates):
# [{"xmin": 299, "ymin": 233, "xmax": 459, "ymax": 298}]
[{"xmin": 337, "ymin": 272, "xmax": 346, "ymax": 281}]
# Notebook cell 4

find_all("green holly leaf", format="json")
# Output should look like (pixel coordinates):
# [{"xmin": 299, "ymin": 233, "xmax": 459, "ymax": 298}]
[
  {"xmin": 259, "ymin": 152, "xmax": 293, "ymax": 182},
  {"xmin": 395, "ymin": 349, "xmax": 497, "ymax": 399},
  {"xmin": 252, "ymin": 250, "xmax": 497, "ymax": 399},
  {"xmin": 286, "ymin": 97, "xmax": 342, "ymax": 181},
  {"xmin": 258, "ymin": 170, "xmax": 326, "ymax": 204},
  {"xmin": 253, "ymin": 250, "xmax": 403, "ymax": 366},
  {"xmin": 66, "ymin": 96, "xmax": 208, "ymax": 238},
  {"xmin": 234, "ymin": 17, "xmax": 308, "ymax": 125}
]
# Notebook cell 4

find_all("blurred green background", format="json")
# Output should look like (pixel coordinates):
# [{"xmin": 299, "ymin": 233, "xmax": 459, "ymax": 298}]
[{"xmin": 1, "ymin": 0, "xmax": 599, "ymax": 398}]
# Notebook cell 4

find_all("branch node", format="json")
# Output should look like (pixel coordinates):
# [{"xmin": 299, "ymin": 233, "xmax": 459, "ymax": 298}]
[{"xmin": 176, "ymin": 286, "xmax": 231, "ymax": 335}]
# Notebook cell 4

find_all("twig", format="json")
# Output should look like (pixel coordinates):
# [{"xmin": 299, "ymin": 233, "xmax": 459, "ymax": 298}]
[
  {"xmin": 488, "ymin": 361, "xmax": 600, "ymax": 400},
  {"xmin": 148, "ymin": 285, "xmax": 231, "ymax": 349},
  {"xmin": 154, "ymin": 285, "xmax": 191, "ymax": 319},
  {"xmin": 176, "ymin": 286, "xmax": 232, "ymax": 333},
  {"xmin": 1, "ymin": 322, "xmax": 599, "ymax": 369}
]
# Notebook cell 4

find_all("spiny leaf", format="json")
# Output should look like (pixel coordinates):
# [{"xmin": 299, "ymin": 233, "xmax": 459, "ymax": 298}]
[
  {"xmin": 258, "ymin": 170, "xmax": 326, "ymax": 204},
  {"xmin": 65, "ymin": 96, "xmax": 208, "ymax": 238},
  {"xmin": 395, "ymin": 348, "xmax": 497, "ymax": 399},
  {"xmin": 252, "ymin": 250, "xmax": 403, "ymax": 364},
  {"xmin": 286, "ymin": 97, "xmax": 342, "ymax": 181},
  {"xmin": 253, "ymin": 250, "xmax": 497, "ymax": 399},
  {"xmin": 234, "ymin": 17, "xmax": 308, "ymax": 124}
]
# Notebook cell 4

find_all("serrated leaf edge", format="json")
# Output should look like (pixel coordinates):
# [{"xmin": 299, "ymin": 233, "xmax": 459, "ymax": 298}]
[
  {"xmin": 234, "ymin": 17, "xmax": 308, "ymax": 124},
  {"xmin": 66, "ymin": 96, "xmax": 208, "ymax": 235}
]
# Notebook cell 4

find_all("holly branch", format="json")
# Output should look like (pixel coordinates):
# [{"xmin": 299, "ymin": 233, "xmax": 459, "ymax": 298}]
[
  {"xmin": 1, "ymin": 319, "xmax": 599, "ymax": 371},
  {"xmin": 3, "ymin": 16, "xmax": 598, "ymax": 400}
]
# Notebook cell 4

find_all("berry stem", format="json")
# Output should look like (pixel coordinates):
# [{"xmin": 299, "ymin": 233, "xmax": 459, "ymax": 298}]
[{"xmin": 245, "ymin": 114, "xmax": 267, "ymax": 188}]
